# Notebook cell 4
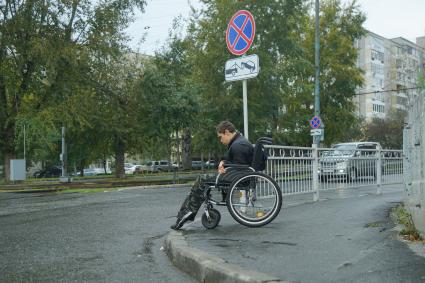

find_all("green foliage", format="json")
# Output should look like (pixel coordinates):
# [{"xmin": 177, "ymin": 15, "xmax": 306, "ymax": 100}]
[
  {"xmin": 392, "ymin": 204, "xmax": 423, "ymax": 241},
  {"xmin": 363, "ymin": 109, "xmax": 406, "ymax": 149},
  {"xmin": 0, "ymin": 0, "xmax": 371, "ymax": 178},
  {"xmin": 0, "ymin": 0, "xmax": 146, "ymax": 179},
  {"xmin": 184, "ymin": 0, "xmax": 365, "ymax": 148}
]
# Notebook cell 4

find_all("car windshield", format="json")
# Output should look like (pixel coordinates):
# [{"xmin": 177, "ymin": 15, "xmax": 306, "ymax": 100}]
[
  {"xmin": 146, "ymin": 161, "xmax": 153, "ymax": 166},
  {"xmin": 328, "ymin": 144, "xmax": 356, "ymax": 156}
]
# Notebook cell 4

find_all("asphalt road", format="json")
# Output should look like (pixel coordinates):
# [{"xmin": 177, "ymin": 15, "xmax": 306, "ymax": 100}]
[
  {"xmin": 183, "ymin": 185, "xmax": 425, "ymax": 283},
  {"xmin": 0, "ymin": 186, "xmax": 195, "ymax": 283}
]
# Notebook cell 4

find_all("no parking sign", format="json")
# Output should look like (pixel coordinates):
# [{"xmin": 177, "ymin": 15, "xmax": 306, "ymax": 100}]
[{"xmin": 226, "ymin": 10, "xmax": 256, "ymax": 56}]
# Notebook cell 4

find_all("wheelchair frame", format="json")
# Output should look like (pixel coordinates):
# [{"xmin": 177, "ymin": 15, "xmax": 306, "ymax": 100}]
[{"xmin": 200, "ymin": 137, "xmax": 283, "ymax": 229}]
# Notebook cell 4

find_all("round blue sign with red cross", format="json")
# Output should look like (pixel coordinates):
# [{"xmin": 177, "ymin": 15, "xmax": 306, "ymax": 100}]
[
  {"xmin": 226, "ymin": 10, "xmax": 256, "ymax": 56},
  {"xmin": 310, "ymin": 116, "xmax": 321, "ymax": 129}
]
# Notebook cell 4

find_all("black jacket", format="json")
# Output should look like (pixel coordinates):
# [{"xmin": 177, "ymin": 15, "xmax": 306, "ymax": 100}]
[{"xmin": 223, "ymin": 132, "xmax": 253, "ymax": 165}]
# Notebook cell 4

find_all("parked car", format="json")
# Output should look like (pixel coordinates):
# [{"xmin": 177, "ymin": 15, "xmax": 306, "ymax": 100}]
[
  {"xmin": 140, "ymin": 160, "xmax": 176, "ymax": 173},
  {"xmin": 124, "ymin": 163, "xmax": 140, "ymax": 175},
  {"xmin": 191, "ymin": 160, "xmax": 205, "ymax": 170},
  {"xmin": 205, "ymin": 160, "xmax": 217, "ymax": 169},
  {"xmin": 158, "ymin": 160, "xmax": 176, "ymax": 172},
  {"xmin": 141, "ymin": 161, "xmax": 160, "ymax": 173},
  {"xmin": 319, "ymin": 142, "xmax": 381, "ymax": 182},
  {"xmin": 83, "ymin": 168, "xmax": 98, "ymax": 176},
  {"xmin": 33, "ymin": 166, "xmax": 62, "ymax": 178}
]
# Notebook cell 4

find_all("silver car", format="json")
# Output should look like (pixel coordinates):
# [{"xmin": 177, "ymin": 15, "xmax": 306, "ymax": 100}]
[{"xmin": 319, "ymin": 142, "xmax": 381, "ymax": 182}]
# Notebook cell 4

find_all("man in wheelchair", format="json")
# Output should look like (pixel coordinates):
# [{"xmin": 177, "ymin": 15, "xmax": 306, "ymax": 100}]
[{"xmin": 171, "ymin": 121, "xmax": 254, "ymax": 230}]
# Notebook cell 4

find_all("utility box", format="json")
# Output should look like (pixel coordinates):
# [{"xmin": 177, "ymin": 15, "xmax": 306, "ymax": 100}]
[{"xmin": 10, "ymin": 159, "xmax": 26, "ymax": 181}]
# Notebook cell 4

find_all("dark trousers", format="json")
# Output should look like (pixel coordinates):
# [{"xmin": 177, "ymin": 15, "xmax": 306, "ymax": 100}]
[{"xmin": 176, "ymin": 169, "xmax": 251, "ymax": 219}]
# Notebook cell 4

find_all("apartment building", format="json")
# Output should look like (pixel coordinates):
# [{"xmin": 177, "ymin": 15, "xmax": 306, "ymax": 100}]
[{"xmin": 355, "ymin": 30, "xmax": 425, "ymax": 122}]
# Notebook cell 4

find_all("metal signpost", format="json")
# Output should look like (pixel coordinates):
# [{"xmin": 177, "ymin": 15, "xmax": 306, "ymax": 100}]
[
  {"xmin": 225, "ymin": 10, "xmax": 256, "ymax": 140},
  {"xmin": 310, "ymin": 115, "xmax": 321, "ymax": 201}
]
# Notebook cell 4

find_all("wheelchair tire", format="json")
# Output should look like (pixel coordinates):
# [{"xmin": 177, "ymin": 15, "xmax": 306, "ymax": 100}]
[
  {"xmin": 226, "ymin": 172, "xmax": 282, "ymax": 227},
  {"xmin": 201, "ymin": 209, "xmax": 221, "ymax": 229}
]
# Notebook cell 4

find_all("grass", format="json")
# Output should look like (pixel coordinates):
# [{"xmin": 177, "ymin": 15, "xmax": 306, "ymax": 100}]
[{"xmin": 392, "ymin": 203, "xmax": 423, "ymax": 241}]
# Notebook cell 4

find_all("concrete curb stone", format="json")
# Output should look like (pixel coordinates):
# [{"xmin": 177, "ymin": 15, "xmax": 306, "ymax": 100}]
[{"xmin": 165, "ymin": 230, "xmax": 291, "ymax": 283}]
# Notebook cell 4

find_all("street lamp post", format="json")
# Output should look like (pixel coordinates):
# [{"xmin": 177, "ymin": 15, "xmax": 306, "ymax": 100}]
[
  {"xmin": 312, "ymin": 0, "xmax": 321, "ymax": 202},
  {"xmin": 313, "ymin": 0, "xmax": 321, "ymax": 145}
]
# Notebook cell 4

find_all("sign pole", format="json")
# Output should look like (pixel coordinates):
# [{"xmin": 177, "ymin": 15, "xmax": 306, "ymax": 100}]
[
  {"xmin": 225, "ymin": 9, "xmax": 256, "ymax": 141},
  {"xmin": 313, "ymin": 0, "xmax": 321, "ymax": 145},
  {"xmin": 242, "ymin": 79, "xmax": 248, "ymax": 139}
]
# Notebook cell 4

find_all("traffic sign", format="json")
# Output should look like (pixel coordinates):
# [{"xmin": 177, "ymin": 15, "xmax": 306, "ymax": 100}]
[
  {"xmin": 226, "ymin": 10, "xmax": 256, "ymax": 56},
  {"xmin": 310, "ymin": 116, "xmax": 321, "ymax": 129},
  {"xmin": 225, "ymin": 54, "xmax": 259, "ymax": 82},
  {"xmin": 310, "ymin": 129, "xmax": 322, "ymax": 136}
]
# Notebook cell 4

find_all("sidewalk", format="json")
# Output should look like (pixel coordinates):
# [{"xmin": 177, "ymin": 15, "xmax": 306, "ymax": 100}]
[{"xmin": 165, "ymin": 185, "xmax": 425, "ymax": 283}]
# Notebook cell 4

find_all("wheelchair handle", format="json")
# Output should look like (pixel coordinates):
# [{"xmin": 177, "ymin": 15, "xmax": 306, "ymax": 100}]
[{"xmin": 256, "ymin": 137, "xmax": 272, "ymax": 145}]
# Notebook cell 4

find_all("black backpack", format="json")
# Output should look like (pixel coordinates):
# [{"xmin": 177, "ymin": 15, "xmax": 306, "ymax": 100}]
[{"xmin": 252, "ymin": 137, "xmax": 272, "ymax": 171}]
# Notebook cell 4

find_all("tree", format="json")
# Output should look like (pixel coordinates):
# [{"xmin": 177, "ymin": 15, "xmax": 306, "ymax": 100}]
[
  {"xmin": 185, "ymin": 0, "xmax": 309, "ymax": 149},
  {"xmin": 285, "ymin": 0, "xmax": 365, "ymax": 146},
  {"xmin": 154, "ymin": 26, "xmax": 200, "ymax": 169},
  {"xmin": 364, "ymin": 109, "xmax": 406, "ymax": 149},
  {"xmin": 182, "ymin": 0, "xmax": 365, "ymax": 148},
  {"xmin": 0, "ymin": 0, "xmax": 146, "ymax": 181}
]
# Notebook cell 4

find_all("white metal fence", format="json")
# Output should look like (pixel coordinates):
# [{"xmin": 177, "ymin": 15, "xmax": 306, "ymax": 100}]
[{"xmin": 265, "ymin": 145, "xmax": 403, "ymax": 198}]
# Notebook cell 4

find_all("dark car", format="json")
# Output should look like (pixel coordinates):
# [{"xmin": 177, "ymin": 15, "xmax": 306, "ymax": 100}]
[
  {"xmin": 225, "ymin": 63, "xmax": 239, "ymax": 76},
  {"xmin": 241, "ymin": 61, "xmax": 256, "ymax": 72},
  {"xmin": 33, "ymin": 166, "xmax": 62, "ymax": 178},
  {"xmin": 191, "ymin": 161, "xmax": 205, "ymax": 170},
  {"xmin": 205, "ymin": 160, "xmax": 217, "ymax": 169}
]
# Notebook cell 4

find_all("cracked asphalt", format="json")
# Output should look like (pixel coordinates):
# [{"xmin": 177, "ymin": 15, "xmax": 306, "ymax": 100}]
[
  {"xmin": 0, "ymin": 187, "xmax": 195, "ymax": 283},
  {"xmin": 182, "ymin": 185, "xmax": 425, "ymax": 283}
]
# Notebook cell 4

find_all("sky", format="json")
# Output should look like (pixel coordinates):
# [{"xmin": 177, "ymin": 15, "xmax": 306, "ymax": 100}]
[{"xmin": 125, "ymin": 0, "xmax": 425, "ymax": 55}]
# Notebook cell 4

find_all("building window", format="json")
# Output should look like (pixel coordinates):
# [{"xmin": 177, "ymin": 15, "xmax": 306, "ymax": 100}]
[
  {"xmin": 371, "ymin": 63, "xmax": 384, "ymax": 74},
  {"xmin": 373, "ymin": 104, "xmax": 385, "ymax": 113},
  {"xmin": 374, "ymin": 92, "xmax": 384, "ymax": 101},
  {"xmin": 396, "ymin": 59, "xmax": 403, "ymax": 69},
  {"xmin": 371, "ymin": 49, "xmax": 384, "ymax": 63}
]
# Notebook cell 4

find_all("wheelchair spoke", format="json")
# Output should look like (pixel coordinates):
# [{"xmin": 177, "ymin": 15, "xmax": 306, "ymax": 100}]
[{"xmin": 227, "ymin": 172, "xmax": 282, "ymax": 226}]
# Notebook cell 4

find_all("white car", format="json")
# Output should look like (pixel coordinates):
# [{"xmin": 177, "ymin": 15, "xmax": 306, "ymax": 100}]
[{"xmin": 124, "ymin": 163, "xmax": 140, "ymax": 174}]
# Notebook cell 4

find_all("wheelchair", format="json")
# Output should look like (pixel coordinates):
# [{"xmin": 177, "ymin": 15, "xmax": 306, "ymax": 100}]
[{"xmin": 201, "ymin": 137, "xmax": 283, "ymax": 229}]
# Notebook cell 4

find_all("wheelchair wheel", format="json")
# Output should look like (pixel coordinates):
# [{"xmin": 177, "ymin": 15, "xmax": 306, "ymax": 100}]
[
  {"xmin": 226, "ymin": 172, "xmax": 282, "ymax": 227},
  {"xmin": 201, "ymin": 209, "xmax": 221, "ymax": 229}
]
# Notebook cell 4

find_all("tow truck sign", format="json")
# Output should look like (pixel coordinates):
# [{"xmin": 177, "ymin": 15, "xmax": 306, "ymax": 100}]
[{"xmin": 225, "ymin": 54, "xmax": 259, "ymax": 82}]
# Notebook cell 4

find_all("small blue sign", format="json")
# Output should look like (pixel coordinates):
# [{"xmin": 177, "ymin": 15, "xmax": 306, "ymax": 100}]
[{"xmin": 310, "ymin": 116, "xmax": 321, "ymax": 129}]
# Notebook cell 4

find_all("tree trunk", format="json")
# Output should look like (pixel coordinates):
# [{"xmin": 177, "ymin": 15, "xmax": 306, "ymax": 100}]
[
  {"xmin": 115, "ymin": 138, "xmax": 125, "ymax": 178},
  {"xmin": 182, "ymin": 128, "xmax": 191, "ymax": 170},
  {"xmin": 2, "ymin": 123, "xmax": 16, "ymax": 182},
  {"xmin": 175, "ymin": 130, "xmax": 181, "ymax": 168}
]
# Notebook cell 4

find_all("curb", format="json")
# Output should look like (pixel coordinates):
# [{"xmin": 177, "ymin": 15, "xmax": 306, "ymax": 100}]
[{"xmin": 165, "ymin": 230, "xmax": 290, "ymax": 283}]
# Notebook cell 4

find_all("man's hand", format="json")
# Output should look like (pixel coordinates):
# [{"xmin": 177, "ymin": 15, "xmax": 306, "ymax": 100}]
[{"xmin": 218, "ymin": 160, "xmax": 226, "ymax": 174}]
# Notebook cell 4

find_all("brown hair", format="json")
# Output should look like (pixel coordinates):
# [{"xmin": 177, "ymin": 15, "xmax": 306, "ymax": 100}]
[{"xmin": 216, "ymin": 121, "xmax": 236, "ymax": 134}]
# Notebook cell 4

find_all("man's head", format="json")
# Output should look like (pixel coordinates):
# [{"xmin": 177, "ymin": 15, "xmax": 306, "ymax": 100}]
[{"xmin": 216, "ymin": 121, "xmax": 237, "ymax": 145}]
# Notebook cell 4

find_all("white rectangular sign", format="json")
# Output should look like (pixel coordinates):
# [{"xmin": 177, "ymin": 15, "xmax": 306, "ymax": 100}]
[
  {"xmin": 225, "ymin": 54, "xmax": 259, "ymax": 82},
  {"xmin": 310, "ymin": 129, "xmax": 322, "ymax": 136}
]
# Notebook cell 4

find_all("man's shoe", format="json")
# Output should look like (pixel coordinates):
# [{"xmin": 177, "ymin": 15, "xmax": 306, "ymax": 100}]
[{"xmin": 170, "ymin": 211, "xmax": 195, "ymax": 230}]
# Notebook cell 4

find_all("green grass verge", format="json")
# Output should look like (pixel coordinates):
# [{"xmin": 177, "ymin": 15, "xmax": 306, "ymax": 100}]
[{"xmin": 392, "ymin": 203, "xmax": 423, "ymax": 241}]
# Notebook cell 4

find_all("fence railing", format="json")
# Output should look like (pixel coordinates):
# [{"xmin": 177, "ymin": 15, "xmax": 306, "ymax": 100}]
[{"xmin": 265, "ymin": 145, "xmax": 403, "ymax": 198}]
